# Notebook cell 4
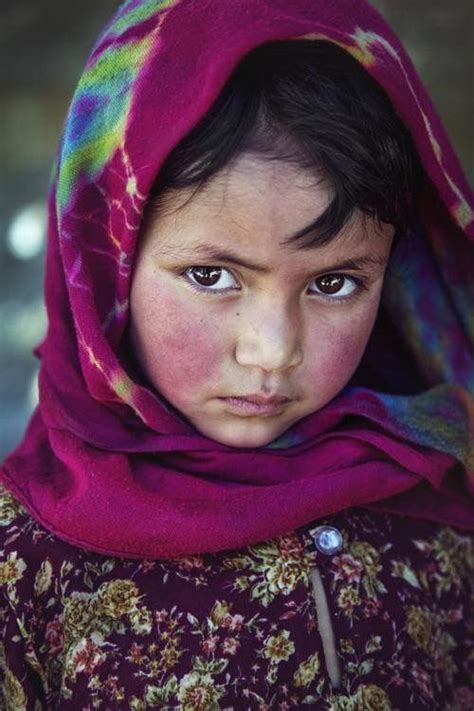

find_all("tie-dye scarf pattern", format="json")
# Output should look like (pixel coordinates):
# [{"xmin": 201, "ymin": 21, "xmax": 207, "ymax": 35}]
[{"xmin": 1, "ymin": 0, "xmax": 472, "ymax": 558}]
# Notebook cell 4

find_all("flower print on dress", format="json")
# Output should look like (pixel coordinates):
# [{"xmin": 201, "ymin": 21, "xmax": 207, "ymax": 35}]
[
  {"xmin": 97, "ymin": 579, "xmax": 141, "ymax": 619},
  {"xmin": 63, "ymin": 591, "xmax": 99, "ymax": 644},
  {"xmin": 293, "ymin": 652, "xmax": 321, "ymax": 688},
  {"xmin": 405, "ymin": 605, "xmax": 436, "ymax": 656},
  {"xmin": 176, "ymin": 669, "xmax": 225, "ymax": 711},
  {"xmin": 70, "ymin": 632, "xmax": 107, "ymax": 676},
  {"xmin": 332, "ymin": 553, "xmax": 364, "ymax": 585},
  {"xmin": 329, "ymin": 682, "xmax": 393, "ymax": 710},
  {"xmin": 1, "ymin": 661, "xmax": 28, "ymax": 711},
  {"xmin": 431, "ymin": 527, "xmax": 474, "ymax": 594},
  {"xmin": 225, "ymin": 533, "xmax": 310, "ymax": 608},
  {"xmin": 34, "ymin": 558, "xmax": 53, "ymax": 596},
  {"xmin": 0, "ymin": 493, "xmax": 472, "ymax": 708},
  {"xmin": 348, "ymin": 541, "xmax": 387, "ymax": 597},
  {"xmin": 326, "ymin": 537, "xmax": 389, "ymax": 627},
  {"xmin": 0, "ymin": 485, "xmax": 23, "ymax": 526},
  {"xmin": 0, "ymin": 551, "xmax": 26, "ymax": 587}
]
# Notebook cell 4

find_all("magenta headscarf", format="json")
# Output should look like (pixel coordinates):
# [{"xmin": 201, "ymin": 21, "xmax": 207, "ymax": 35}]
[{"xmin": 1, "ymin": 0, "xmax": 473, "ymax": 559}]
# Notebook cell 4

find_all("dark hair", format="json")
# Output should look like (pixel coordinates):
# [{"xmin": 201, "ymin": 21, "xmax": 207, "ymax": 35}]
[{"xmin": 146, "ymin": 40, "xmax": 423, "ymax": 248}]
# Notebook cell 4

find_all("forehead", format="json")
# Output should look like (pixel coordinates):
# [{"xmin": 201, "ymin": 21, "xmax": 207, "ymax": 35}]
[
  {"xmin": 144, "ymin": 155, "xmax": 391, "ymax": 259},
  {"xmin": 156, "ymin": 155, "xmax": 329, "ymax": 229}
]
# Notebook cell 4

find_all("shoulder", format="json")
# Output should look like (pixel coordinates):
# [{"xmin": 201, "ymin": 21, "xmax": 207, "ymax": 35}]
[
  {"xmin": 0, "ymin": 483, "xmax": 93, "ymax": 624},
  {"xmin": 0, "ymin": 482, "xmax": 27, "ymax": 531},
  {"xmin": 0, "ymin": 483, "xmax": 38, "ymax": 594},
  {"xmin": 336, "ymin": 507, "xmax": 474, "ymax": 576},
  {"xmin": 0, "ymin": 483, "xmax": 65, "ymax": 582},
  {"xmin": 0, "ymin": 483, "xmax": 154, "ymax": 626}
]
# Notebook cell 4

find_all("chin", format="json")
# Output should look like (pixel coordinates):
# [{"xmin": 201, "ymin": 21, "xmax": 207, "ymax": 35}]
[{"xmin": 193, "ymin": 418, "xmax": 290, "ymax": 449}]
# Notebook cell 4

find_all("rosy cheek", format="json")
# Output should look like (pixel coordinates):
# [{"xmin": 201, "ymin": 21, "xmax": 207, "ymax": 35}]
[
  {"xmin": 137, "ymin": 286, "xmax": 224, "ymax": 397},
  {"xmin": 307, "ymin": 311, "xmax": 376, "ymax": 388}
]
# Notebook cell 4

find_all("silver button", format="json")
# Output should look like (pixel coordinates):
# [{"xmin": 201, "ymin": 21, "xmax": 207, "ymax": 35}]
[{"xmin": 310, "ymin": 526, "xmax": 343, "ymax": 555}]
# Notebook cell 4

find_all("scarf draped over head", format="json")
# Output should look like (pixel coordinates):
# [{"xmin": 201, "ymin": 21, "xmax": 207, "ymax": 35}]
[{"xmin": 1, "ymin": 0, "xmax": 473, "ymax": 559}]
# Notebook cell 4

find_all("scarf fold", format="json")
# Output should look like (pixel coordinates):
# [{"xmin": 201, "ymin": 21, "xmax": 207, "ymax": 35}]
[{"xmin": 1, "ymin": 0, "xmax": 473, "ymax": 559}]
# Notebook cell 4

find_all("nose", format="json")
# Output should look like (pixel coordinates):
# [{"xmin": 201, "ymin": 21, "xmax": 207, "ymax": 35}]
[{"xmin": 234, "ymin": 298, "xmax": 304, "ymax": 373}]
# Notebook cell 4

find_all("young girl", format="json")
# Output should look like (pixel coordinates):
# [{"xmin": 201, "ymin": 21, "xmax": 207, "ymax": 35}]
[{"xmin": 1, "ymin": 0, "xmax": 473, "ymax": 708}]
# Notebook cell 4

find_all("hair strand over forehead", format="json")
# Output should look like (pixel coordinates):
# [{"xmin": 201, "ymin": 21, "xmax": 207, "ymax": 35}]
[{"xmin": 146, "ymin": 40, "xmax": 423, "ymax": 247}]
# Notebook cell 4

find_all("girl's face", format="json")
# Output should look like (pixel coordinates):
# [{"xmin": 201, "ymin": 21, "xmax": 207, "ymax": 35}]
[{"xmin": 130, "ymin": 155, "xmax": 394, "ymax": 448}]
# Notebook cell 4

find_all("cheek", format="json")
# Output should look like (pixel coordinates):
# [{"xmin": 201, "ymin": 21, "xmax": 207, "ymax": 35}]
[
  {"xmin": 131, "ymin": 275, "xmax": 224, "ymax": 396},
  {"xmin": 306, "ymin": 305, "xmax": 378, "ymax": 387}
]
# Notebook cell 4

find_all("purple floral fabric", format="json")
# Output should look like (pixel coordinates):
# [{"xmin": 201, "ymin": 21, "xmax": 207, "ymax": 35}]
[
  {"xmin": 0, "ymin": 484, "xmax": 472, "ymax": 710},
  {"xmin": 3, "ymin": 0, "xmax": 474, "ymax": 563}
]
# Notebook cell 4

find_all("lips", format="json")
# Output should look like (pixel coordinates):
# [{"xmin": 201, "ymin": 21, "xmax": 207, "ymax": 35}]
[
  {"xmin": 220, "ymin": 394, "xmax": 292, "ymax": 417},
  {"xmin": 232, "ymin": 394, "xmax": 291, "ymax": 405}
]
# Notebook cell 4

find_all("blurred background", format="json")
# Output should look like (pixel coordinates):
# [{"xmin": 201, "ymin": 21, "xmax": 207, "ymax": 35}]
[{"xmin": 0, "ymin": 1, "xmax": 473, "ymax": 459}]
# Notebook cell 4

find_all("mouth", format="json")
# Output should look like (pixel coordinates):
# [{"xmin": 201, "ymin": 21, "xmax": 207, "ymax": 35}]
[{"xmin": 219, "ymin": 394, "xmax": 291, "ymax": 416}]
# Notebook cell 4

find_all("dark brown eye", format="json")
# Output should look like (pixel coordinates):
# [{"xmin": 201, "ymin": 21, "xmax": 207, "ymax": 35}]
[
  {"xmin": 309, "ymin": 274, "xmax": 360, "ymax": 300},
  {"xmin": 185, "ymin": 266, "xmax": 238, "ymax": 292},
  {"xmin": 315, "ymin": 274, "xmax": 345, "ymax": 294},
  {"xmin": 190, "ymin": 266, "xmax": 222, "ymax": 286}
]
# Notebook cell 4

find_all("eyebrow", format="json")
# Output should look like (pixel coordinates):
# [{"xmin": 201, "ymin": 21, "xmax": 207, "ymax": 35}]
[{"xmin": 159, "ymin": 242, "xmax": 389, "ymax": 274}]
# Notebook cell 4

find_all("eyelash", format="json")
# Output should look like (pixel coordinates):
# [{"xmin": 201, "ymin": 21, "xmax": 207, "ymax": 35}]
[{"xmin": 180, "ymin": 266, "xmax": 369, "ymax": 304}]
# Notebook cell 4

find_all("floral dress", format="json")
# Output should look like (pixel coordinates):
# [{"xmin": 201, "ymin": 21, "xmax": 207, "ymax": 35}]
[{"xmin": 0, "ymin": 483, "xmax": 472, "ymax": 710}]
